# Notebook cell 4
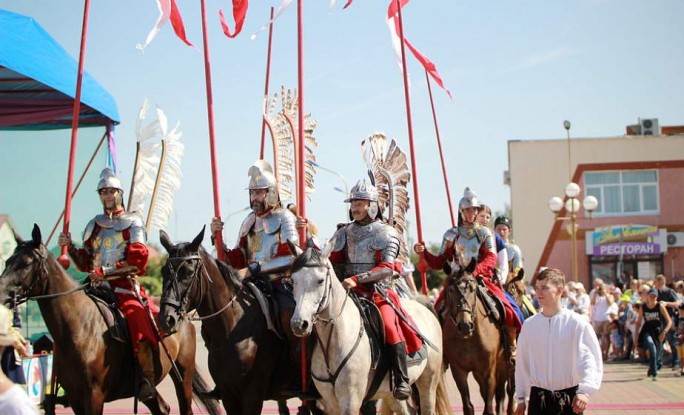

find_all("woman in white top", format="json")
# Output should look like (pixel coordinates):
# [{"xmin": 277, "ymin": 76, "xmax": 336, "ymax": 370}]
[
  {"xmin": 0, "ymin": 305, "xmax": 39, "ymax": 415},
  {"xmin": 573, "ymin": 282, "xmax": 591, "ymax": 320},
  {"xmin": 591, "ymin": 281, "xmax": 614, "ymax": 360}
]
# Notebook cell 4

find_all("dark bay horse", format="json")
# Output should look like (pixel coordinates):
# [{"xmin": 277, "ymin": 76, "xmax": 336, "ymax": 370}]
[
  {"xmin": 0, "ymin": 224, "xmax": 220, "ymax": 415},
  {"xmin": 442, "ymin": 258, "xmax": 514, "ymax": 415},
  {"xmin": 158, "ymin": 228, "xmax": 315, "ymax": 415}
]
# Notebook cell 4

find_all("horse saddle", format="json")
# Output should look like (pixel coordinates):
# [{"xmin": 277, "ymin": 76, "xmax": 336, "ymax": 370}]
[
  {"xmin": 244, "ymin": 277, "xmax": 284, "ymax": 339},
  {"xmin": 85, "ymin": 285, "xmax": 129, "ymax": 345},
  {"xmin": 476, "ymin": 283, "xmax": 503, "ymax": 324}
]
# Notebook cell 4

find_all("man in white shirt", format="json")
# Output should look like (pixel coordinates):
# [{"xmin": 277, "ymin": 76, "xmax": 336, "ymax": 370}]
[{"xmin": 515, "ymin": 268, "xmax": 603, "ymax": 415}]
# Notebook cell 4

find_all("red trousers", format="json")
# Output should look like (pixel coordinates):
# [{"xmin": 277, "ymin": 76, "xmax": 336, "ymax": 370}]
[
  {"xmin": 371, "ymin": 290, "xmax": 422, "ymax": 354},
  {"xmin": 111, "ymin": 280, "xmax": 160, "ymax": 351}
]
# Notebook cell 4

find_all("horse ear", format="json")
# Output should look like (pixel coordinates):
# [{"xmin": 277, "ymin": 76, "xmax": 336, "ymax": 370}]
[
  {"xmin": 31, "ymin": 224, "xmax": 42, "ymax": 246},
  {"xmin": 287, "ymin": 240, "xmax": 303, "ymax": 256},
  {"xmin": 511, "ymin": 268, "xmax": 525, "ymax": 284},
  {"xmin": 159, "ymin": 230, "xmax": 173, "ymax": 253},
  {"xmin": 465, "ymin": 257, "xmax": 477, "ymax": 274},
  {"xmin": 13, "ymin": 227, "xmax": 25, "ymax": 244},
  {"xmin": 320, "ymin": 233, "xmax": 336, "ymax": 260},
  {"xmin": 189, "ymin": 226, "xmax": 205, "ymax": 251}
]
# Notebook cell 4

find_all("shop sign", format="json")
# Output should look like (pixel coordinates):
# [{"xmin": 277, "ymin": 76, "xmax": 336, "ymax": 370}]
[{"xmin": 592, "ymin": 224, "xmax": 661, "ymax": 256}]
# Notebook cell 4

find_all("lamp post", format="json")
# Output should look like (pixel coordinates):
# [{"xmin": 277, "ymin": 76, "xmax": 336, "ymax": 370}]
[
  {"xmin": 307, "ymin": 160, "xmax": 350, "ymax": 220},
  {"xmin": 548, "ymin": 183, "xmax": 599, "ymax": 283}
]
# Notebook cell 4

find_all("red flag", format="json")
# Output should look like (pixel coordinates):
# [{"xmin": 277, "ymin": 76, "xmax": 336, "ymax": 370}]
[
  {"xmin": 219, "ymin": 0, "xmax": 249, "ymax": 38},
  {"xmin": 138, "ymin": 0, "xmax": 193, "ymax": 50},
  {"xmin": 170, "ymin": 0, "xmax": 194, "ymax": 46},
  {"xmin": 343, "ymin": 0, "xmax": 354, "ymax": 9},
  {"xmin": 387, "ymin": 0, "xmax": 452, "ymax": 99}
]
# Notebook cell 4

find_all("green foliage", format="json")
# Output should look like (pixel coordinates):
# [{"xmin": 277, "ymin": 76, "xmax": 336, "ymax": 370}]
[
  {"xmin": 140, "ymin": 253, "xmax": 165, "ymax": 296},
  {"xmin": 410, "ymin": 243, "xmax": 446, "ymax": 291}
]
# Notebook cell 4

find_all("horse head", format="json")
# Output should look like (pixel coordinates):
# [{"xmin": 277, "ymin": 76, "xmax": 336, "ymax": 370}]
[
  {"xmin": 287, "ymin": 238, "xmax": 335, "ymax": 337},
  {"xmin": 504, "ymin": 268, "xmax": 526, "ymax": 302},
  {"xmin": 0, "ymin": 224, "xmax": 53, "ymax": 307},
  {"xmin": 159, "ymin": 227, "xmax": 207, "ymax": 333},
  {"xmin": 443, "ymin": 255, "xmax": 479, "ymax": 337}
]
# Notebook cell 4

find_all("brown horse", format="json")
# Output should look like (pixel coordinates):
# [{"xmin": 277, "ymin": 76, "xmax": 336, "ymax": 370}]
[
  {"xmin": 0, "ymin": 224, "xmax": 220, "ymax": 415},
  {"xmin": 504, "ymin": 270, "xmax": 536, "ymax": 321},
  {"xmin": 442, "ymin": 258, "xmax": 514, "ymax": 415},
  {"xmin": 158, "ymin": 228, "xmax": 320, "ymax": 415}
]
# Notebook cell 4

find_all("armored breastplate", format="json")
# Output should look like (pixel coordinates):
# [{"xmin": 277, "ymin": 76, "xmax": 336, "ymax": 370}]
[
  {"xmin": 245, "ymin": 208, "xmax": 298, "ymax": 262},
  {"xmin": 455, "ymin": 225, "xmax": 482, "ymax": 264},
  {"xmin": 344, "ymin": 223, "xmax": 377, "ymax": 276},
  {"xmin": 92, "ymin": 226, "xmax": 127, "ymax": 269}
]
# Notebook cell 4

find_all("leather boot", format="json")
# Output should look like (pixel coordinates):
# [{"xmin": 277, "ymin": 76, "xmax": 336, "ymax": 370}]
[
  {"xmin": 388, "ymin": 342, "xmax": 411, "ymax": 400},
  {"xmin": 136, "ymin": 340, "xmax": 157, "ymax": 401},
  {"xmin": 505, "ymin": 325, "xmax": 517, "ymax": 366}
]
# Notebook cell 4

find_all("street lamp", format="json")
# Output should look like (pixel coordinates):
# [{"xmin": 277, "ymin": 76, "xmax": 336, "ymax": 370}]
[{"xmin": 548, "ymin": 183, "xmax": 599, "ymax": 282}]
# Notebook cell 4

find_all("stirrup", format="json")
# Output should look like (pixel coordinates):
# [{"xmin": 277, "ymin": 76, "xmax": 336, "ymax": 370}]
[
  {"xmin": 393, "ymin": 381, "xmax": 411, "ymax": 400},
  {"xmin": 138, "ymin": 378, "xmax": 157, "ymax": 401}
]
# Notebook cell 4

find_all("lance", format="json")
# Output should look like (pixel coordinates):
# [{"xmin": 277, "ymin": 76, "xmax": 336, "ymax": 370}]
[
  {"xmin": 425, "ymin": 70, "xmax": 456, "ymax": 227},
  {"xmin": 394, "ymin": 0, "xmax": 428, "ymax": 294},
  {"xmin": 295, "ymin": 0, "xmax": 310, "ymax": 398},
  {"xmin": 57, "ymin": 0, "xmax": 92, "ymax": 269},
  {"xmin": 259, "ymin": 7, "xmax": 276, "ymax": 160},
  {"xmin": 199, "ymin": 0, "xmax": 226, "ymax": 260}
]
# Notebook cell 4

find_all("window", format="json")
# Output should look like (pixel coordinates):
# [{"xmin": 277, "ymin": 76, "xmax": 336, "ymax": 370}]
[{"xmin": 584, "ymin": 170, "xmax": 659, "ymax": 216}]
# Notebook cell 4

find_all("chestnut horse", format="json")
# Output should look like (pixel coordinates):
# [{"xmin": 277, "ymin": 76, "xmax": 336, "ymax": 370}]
[
  {"xmin": 0, "ymin": 224, "xmax": 219, "ymax": 415},
  {"xmin": 158, "ymin": 228, "xmax": 319, "ymax": 415},
  {"xmin": 442, "ymin": 258, "xmax": 514, "ymax": 415}
]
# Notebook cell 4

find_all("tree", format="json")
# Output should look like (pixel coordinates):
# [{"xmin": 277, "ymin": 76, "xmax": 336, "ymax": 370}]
[{"xmin": 410, "ymin": 243, "xmax": 447, "ymax": 292}]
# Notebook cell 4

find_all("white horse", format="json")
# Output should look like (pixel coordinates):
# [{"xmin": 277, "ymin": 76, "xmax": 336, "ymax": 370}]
[{"xmin": 287, "ymin": 241, "xmax": 452, "ymax": 415}]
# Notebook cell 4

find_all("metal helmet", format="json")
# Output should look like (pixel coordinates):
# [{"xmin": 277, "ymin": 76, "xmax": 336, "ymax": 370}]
[
  {"xmin": 494, "ymin": 216, "xmax": 512, "ymax": 229},
  {"xmin": 96, "ymin": 167, "xmax": 124, "ymax": 209},
  {"xmin": 345, "ymin": 179, "xmax": 380, "ymax": 220},
  {"xmin": 247, "ymin": 160, "xmax": 280, "ymax": 211},
  {"xmin": 458, "ymin": 187, "xmax": 480, "ymax": 210}
]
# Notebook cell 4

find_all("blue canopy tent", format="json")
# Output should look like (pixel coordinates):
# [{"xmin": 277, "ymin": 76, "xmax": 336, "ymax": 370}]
[{"xmin": 0, "ymin": 9, "xmax": 119, "ymax": 130}]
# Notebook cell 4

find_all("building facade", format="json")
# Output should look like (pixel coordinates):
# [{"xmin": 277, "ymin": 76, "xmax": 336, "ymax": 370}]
[{"xmin": 507, "ymin": 129, "xmax": 684, "ymax": 287}]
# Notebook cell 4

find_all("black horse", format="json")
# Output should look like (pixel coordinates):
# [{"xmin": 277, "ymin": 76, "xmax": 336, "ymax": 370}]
[{"xmin": 158, "ymin": 228, "xmax": 321, "ymax": 415}]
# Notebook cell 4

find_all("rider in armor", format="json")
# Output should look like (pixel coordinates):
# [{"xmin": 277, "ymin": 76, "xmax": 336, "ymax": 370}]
[
  {"xmin": 414, "ymin": 187, "xmax": 522, "ymax": 364},
  {"xmin": 494, "ymin": 216, "xmax": 524, "ymax": 282},
  {"xmin": 58, "ymin": 168, "xmax": 159, "ymax": 401},
  {"xmin": 477, "ymin": 204, "xmax": 509, "ymax": 285},
  {"xmin": 328, "ymin": 179, "xmax": 421, "ymax": 400},
  {"xmin": 210, "ymin": 160, "xmax": 305, "ymax": 394}
]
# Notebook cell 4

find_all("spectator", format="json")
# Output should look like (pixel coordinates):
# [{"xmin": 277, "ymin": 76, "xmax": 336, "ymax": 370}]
[
  {"xmin": 573, "ymin": 283, "xmax": 591, "ymax": 320},
  {"xmin": 0, "ymin": 304, "xmax": 40, "ymax": 414},
  {"xmin": 609, "ymin": 319, "xmax": 623, "ymax": 360},
  {"xmin": 618, "ymin": 295, "xmax": 638, "ymax": 360},
  {"xmin": 676, "ymin": 303, "xmax": 684, "ymax": 377},
  {"xmin": 591, "ymin": 281, "xmax": 614, "ymax": 360},
  {"xmin": 515, "ymin": 268, "xmax": 603, "ymax": 415},
  {"xmin": 0, "ymin": 307, "xmax": 27, "ymax": 385},
  {"xmin": 636, "ymin": 288, "xmax": 672, "ymax": 380},
  {"xmin": 654, "ymin": 274, "xmax": 681, "ymax": 370}
]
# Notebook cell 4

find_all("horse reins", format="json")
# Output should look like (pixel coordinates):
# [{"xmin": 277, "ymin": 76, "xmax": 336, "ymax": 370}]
[
  {"xmin": 163, "ymin": 254, "xmax": 238, "ymax": 321},
  {"xmin": 14, "ymin": 247, "xmax": 89, "ymax": 303}
]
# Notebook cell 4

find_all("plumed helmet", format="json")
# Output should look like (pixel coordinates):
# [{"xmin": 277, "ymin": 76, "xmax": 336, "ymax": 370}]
[
  {"xmin": 458, "ymin": 187, "xmax": 480, "ymax": 210},
  {"xmin": 494, "ymin": 216, "xmax": 512, "ymax": 229},
  {"xmin": 345, "ymin": 179, "xmax": 380, "ymax": 220},
  {"xmin": 247, "ymin": 160, "xmax": 279, "ymax": 210},
  {"xmin": 344, "ymin": 179, "xmax": 379, "ymax": 203},
  {"xmin": 97, "ymin": 167, "xmax": 124, "ymax": 192}
]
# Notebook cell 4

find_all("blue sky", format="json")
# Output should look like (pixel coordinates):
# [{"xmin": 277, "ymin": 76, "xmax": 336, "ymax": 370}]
[{"xmin": 1, "ymin": 0, "xmax": 683, "ymax": 251}]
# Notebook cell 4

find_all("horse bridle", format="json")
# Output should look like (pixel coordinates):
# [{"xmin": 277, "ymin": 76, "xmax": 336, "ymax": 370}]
[
  {"xmin": 445, "ymin": 274, "xmax": 478, "ymax": 321},
  {"xmin": 7, "ymin": 246, "xmax": 87, "ymax": 305},
  {"xmin": 162, "ymin": 253, "xmax": 237, "ymax": 321}
]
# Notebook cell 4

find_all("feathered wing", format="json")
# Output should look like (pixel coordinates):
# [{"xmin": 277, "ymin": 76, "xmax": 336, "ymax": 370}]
[
  {"xmin": 361, "ymin": 132, "xmax": 411, "ymax": 263},
  {"xmin": 264, "ymin": 86, "xmax": 317, "ymax": 203},
  {"xmin": 129, "ymin": 99, "xmax": 184, "ymax": 232},
  {"xmin": 129, "ymin": 99, "xmax": 162, "ymax": 215}
]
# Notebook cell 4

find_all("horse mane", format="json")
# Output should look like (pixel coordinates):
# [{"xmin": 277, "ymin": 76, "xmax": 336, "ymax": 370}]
[
  {"xmin": 18, "ymin": 241, "xmax": 78, "ymax": 289},
  {"xmin": 215, "ymin": 256, "xmax": 243, "ymax": 293},
  {"xmin": 289, "ymin": 247, "xmax": 323, "ymax": 274}
]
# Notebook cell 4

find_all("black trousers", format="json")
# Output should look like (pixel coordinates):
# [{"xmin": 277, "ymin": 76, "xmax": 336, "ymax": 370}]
[{"xmin": 528, "ymin": 386, "xmax": 579, "ymax": 415}]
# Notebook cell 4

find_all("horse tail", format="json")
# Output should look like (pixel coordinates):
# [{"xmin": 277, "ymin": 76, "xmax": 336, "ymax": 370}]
[
  {"xmin": 435, "ymin": 371, "xmax": 453, "ymax": 415},
  {"xmin": 191, "ymin": 370, "xmax": 222, "ymax": 415}
]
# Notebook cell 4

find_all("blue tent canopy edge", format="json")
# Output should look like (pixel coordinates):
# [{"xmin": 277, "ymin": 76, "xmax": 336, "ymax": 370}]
[{"xmin": 0, "ymin": 9, "xmax": 119, "ymax": 130}]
